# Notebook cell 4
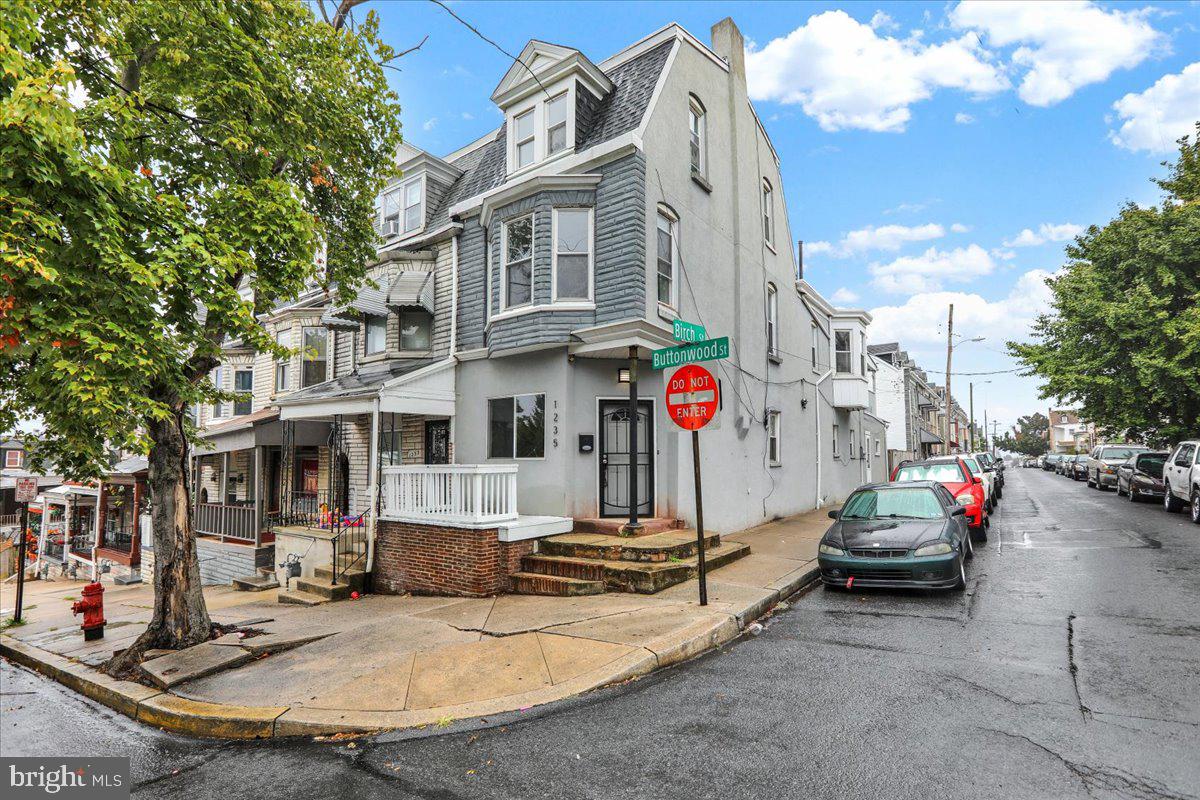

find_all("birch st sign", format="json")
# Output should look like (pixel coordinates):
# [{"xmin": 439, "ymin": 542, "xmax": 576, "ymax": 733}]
[
  {"xmin": 651, "ymin": 336, "xmax": 730, "ymax": 370},
  {"xmin": 671, "ymin": 319, "xmax": 707, "ymax": 343}
]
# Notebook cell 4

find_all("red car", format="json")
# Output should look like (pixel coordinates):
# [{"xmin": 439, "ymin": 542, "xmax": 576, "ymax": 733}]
[{"xmin": 891, "ymin": 457, "xmax": 988, "ymax": 537}]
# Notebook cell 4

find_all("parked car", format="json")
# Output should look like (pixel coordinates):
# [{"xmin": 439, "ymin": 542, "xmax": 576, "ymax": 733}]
[
  {"xmin": 892, "ymin": 457, "xmax": 988, "ymax": 537},
  {"xmin": 1116, "ymin": 451, "xmax": 1169, "ymax": 502},
  {"xmin": 1162, "ymin": 440, "xmax": 1200, "ymax": 523},
  {"xmin": 1069, "ymin": 454, "xmax": 1089, "ymax": 481},
  {"xmin": 819, "ymin": 481, "xmax": 972, "ymax": 591},
  {"xmin": 975, "ymin": 451, "xmax": 1005, "ymax": 492},
  {"xmin": 961, "ymin": 454, "xmax": 1000, "ymax": 504},
  {"xmin": 1023, "ymin": 457, "xmax": 1039, "ymax": 468},
  {"xmin": 1087, "ymin": 444, "xmax": 1150, "ymax": 490},
  {"xmin": 1042, "ymin": 454, "xmax": 1061, "ymax": 471},
  {"xmin": 1055, "ymin": 455, "xmax": 1073, "ymax": 476}
]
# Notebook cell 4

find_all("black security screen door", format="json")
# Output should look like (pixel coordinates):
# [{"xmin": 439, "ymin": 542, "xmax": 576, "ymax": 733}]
[
  {"xmin": 425, "ymin": 420, "xmax": 450, "ymax": 465},
  {"xmin": 599, "ymin": 400, "xmax": 654, "ymax": 518}
]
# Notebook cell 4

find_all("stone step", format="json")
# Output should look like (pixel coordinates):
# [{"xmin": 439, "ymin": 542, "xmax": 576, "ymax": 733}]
[
  {"xmin": 571, "ymin": 517, "xmax": 685, "ymax": 536},
  {"xmin": 232, "ymin": 574, "xmax": 280, "ymax": 592},
  {"xmin": 509, "ymin": 572, "xmax": 606, "ymax": 597},
  {"xmin": 277, "ymin": 589, "xmax": 328, "ymax": 606},
  {"xmin": 538, "ymin": 530, "xmax": 722, "ymax": 563},
  {"xmin": 312, "ymin": 564, "xmax": 367, "ymax": 590},
  {"xmin": 291, "ymin": 575, "xmax": 354, "ymax": 601},
  {"xmin": 520, "ymin": 554, "xmax": 607, "ymax": 582}
]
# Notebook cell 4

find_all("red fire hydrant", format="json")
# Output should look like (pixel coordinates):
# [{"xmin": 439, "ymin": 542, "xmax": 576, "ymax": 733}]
[{"xmin": 71, "ymin": 582, "xmax": 106, "ymax": 641}]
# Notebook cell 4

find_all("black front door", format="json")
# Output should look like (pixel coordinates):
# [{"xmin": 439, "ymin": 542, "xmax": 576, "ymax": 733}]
[
  {"xmin": 599, "ymin": 400, "xmax": 654, "ymax": 518},
  {"xmin": 425, "ymin": 420, "xmax": 450, "ymax": 465}
]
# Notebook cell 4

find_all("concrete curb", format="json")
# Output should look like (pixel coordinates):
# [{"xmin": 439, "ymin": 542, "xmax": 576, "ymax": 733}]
[{"xmin": 0, "ymin": 565, "xmax": 822, "ymax": 740}]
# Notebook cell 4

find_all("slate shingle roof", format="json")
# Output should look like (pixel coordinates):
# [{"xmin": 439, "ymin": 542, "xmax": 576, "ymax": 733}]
[
  {"xmin": 276, "ymin": 358, "xmax": 434, "ymax": 403},
  {"xmin": 429, "ymin": 38, "xmax": 675, "ymax": 224}
]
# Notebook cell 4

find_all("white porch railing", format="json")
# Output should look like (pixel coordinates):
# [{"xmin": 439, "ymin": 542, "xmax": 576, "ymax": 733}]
[{"xmin": 381, "ymin": 464, "xmax": 518, "ymax": 526}]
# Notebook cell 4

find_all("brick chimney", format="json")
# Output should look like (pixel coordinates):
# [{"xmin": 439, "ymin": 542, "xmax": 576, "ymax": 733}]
[{"xmin": 711, "ymin": 17, "xmax": 746, "ymax": 90}]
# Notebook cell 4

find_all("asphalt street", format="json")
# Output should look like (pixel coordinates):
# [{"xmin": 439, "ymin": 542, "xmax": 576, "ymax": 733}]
[{"xmin": 4, "ymin": 466, "xmax": 1199, "ymax": 800}]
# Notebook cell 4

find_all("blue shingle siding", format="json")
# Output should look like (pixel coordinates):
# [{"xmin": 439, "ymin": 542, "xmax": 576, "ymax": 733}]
[
  {"xmin": 487, "ymin": 310, "xmax": 596, "ymax": 354},
  {"xmin": 425, "ymin": 177, "xmax": 451, "ymax": 229},
  {"xmin": 456, "ymin": 217, "xmax": 489, "ymax": 351},
  {"xmin": 593, "ymin": 153, "xmax": 646, "ymax": 323},
  {"xmin": 575, "ymin": 84, "xmax": 603, "ymax": 149}
]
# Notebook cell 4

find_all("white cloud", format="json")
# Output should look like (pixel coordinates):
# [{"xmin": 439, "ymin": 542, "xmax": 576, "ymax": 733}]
[
  {"xmin": 746, "ymin": 10, "xmax": 1008, "ymax": 132},
  {"xmin": 950, "ymin": 223, "xmax": 970, "ymax": 233},
  {"xmin": 1003, "ymin": 222, "xmax": 1082, "ymax": 248},
  {"xmin": 815, "ymin": 223, "xmax": 947, "ymax": 259},
  {"xmin": 461, "ymin": 112, "xmax": 475, "ymax": 121},
  {"xmin": 870, "ymin": 244, "xmax": 996, "ymax": 294},
  {"xmin": 884, "ymin": 200, "xmax": 936, "ymax": 215},
  {"xmin": 951, "ymin": 1, "xmax": 1165, "ymax": 107},
  {"xmin": 870, "ymin": 10, "xmax": 899, "ymax": 32},
  {"xmin": 831, "ymin": 287, "xmax": 861, "ymax": 304},
  {"xmin": 954, "ymin": 112, "xmax": 976, "ymax": 125},
  {"xmin": 422, "ymin": 117, "xmax": 438, "ymax": 132},
  {"xmin": 869, "ymin": 268, "xmax": 1056, "ymax": 345},
  {"xmin": 1110, "ymin": 62, "xmax": 1200, "ymax": 153},
  {"xmin": 991, "ymin": 248, "xmax": 1017, "ymax": 261}
]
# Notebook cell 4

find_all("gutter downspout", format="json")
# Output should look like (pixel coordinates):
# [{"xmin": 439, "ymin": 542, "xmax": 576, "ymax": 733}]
[
  {"xmin": 449, "ymin": 232, "xmax": 460, "ymax": 462},
  {"xmin": 365, "ymin": 396, "xmax": 381, "ymax": 574},
  {"xmin": 814, "ymin": 367, "xmax": 833, "ymax": 508}
]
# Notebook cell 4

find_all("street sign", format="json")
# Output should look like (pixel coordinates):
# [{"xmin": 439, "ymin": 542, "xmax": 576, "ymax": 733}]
[
  {"xmin": 672, "ymin": 319, "xmax": 707, "ymax": 344},
  {"xmin": 666, "ymin": 364, "xmax": 719, "ymax": 431},
  {"xmin": 15, "ymin": 477, "xmax": 37, "ymax": 503},
  {"xmin": 652, "ymin": 336, "xmax": 729, "ymax": 370}
]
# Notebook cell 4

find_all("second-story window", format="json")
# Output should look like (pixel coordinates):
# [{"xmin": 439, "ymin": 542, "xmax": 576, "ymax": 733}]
[
  {"xmin": 234, "ymin": 369, "xmax": 253, "ymax": 416},
  {"xmin": 210, "ymin": 366, "xmax": 225, "ymax": 418},
  {"xmin": 553, "ymin": 208, "xmax": 591, "ymax": 301},
  {"xmin": 546, "ymin": 92, "xmax": 569, "ymax": 156},
  {"xmin": 274, "ymin": 330, "xmax": 290, "ymax": 392},
  {"xmin": 810, "ymin": 322, "xmax": 819, "ymax": 373},
  {"xmin": 834, "ymin": 330, "xmax": 852, "ymax": 374},
  {"xmin": 766, "ymin": 283, "xmax": 778, "ymax": 357},
  {"xmin": 399, "ymin": 310, "xmax": 432, "ymax": 351},
  {"xmin": 379, "ymin": 176, "xmax": 424, "ymax": 238},
  {"xmin": 860, "ymin": 331, "xmax": 867, "ymax": 376},
  {"xmin": 656, "ymin": 207, "xmax": 677, "ymax": 307},
  {"xmin": 762, "ymin": 179, "xmax": 774, "ymax": 245},
  {"xmin": 514, "ymin": 109, "xmax": 535, "ymax": 169},
  {"xmin": 6, "ymin": 449, "xmax": 23, "ymax": 469},
  {"xmin": 365, "ymin": 314, "xmax": 387, "ymax": 355},
  {"xmin": 689, "ymin": 97, "xmax": 706, "ymax": 175},
  {"xmin": 301, "ymin": 326, "xmax": 327, "ymax": 388},
  {"xmin": 503, "ymin": 214, "xmax": 533, "ymax": 309}
]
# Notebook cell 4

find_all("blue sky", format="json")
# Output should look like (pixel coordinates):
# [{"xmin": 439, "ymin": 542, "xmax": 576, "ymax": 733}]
[{"xmin": 366, "ymin": 0, "xmax": 1200, "ymax": 434}]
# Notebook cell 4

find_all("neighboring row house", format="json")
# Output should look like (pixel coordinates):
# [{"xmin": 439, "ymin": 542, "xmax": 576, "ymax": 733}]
[
  {"xmin": 1049, "ymin": 408, "xmax": 1096, "ymax": 454},
  {"xmin": 188, "ymin": 19, "xmax": 889, "ymax": 599},
  {"xmin": 868, "ymin": 343, "xmax": 953, "ymax": 465}
]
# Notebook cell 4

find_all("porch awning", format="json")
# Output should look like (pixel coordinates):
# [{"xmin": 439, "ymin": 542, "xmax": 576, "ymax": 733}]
[
  {"xmin": 919, "ymin": 429, "xmax": 944, "ymax": 445},
  {"xmin": 386, "ymin": 270, "xmax": 435, "ymax": 314},
  {"xmin": 278, "ymin": 358, "xmax": 436, "ymax": 420}
]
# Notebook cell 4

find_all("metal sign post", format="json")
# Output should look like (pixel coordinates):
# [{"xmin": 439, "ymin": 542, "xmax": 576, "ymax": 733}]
[
  {"xmin": 666, "ymin": 364, "xmax": 720, "ymax": 606},
  {"xmin": 14, "ymin": 477, "xmax": 37, "ymax": 623}
]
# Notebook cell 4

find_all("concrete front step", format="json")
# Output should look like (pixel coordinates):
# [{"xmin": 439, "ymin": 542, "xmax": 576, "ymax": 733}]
[
  {"xmin": 538, "ymin": 530, "xmax": 722, "ymax": 563},
  {"xmin": 571, "ymin": 517, "xmax": 685, "ymax": 536},
  {"xmin": 312, "ymin": 564, "xmax": 367, "ymax": 590},
  {"xmin": 277, "ymin": 589, "xmax": 328, "ymax": 606},
  {"xmin": 232, "ymin": 574, "xmax": 280, "ymax": 592},
  {"xmin": 509, "ymin": 572, "xmax": 606, "ymax": 596},
  {"xmin": 520, "ymin": 554, "xmax": 607, "ymax": 582}
]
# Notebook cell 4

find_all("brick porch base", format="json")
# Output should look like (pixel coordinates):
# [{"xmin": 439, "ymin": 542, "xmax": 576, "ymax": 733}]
[{"xmin": 373, "ymin": 520, "xmax": 534, "ymax": 597}]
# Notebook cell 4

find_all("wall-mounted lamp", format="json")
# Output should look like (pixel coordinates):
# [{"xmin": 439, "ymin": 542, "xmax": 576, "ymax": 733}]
[{"xmin": 617, "ymin": 367, "xmax": 631, "ymax": 384}]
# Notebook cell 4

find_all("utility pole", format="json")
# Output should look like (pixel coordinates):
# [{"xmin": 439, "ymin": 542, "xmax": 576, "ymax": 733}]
[
  {"xmin": 968, "ymin": 382, "xmax": 975, "ymax": 452},
  {"xmin": 943, "ymin": 304, "xmax": 954, "ymax": 454},
  {"xmin": 991, "ymin": 421, "xmax": 1000, "ymax": 456},
  {"xmin": 984, "ymin": 408, "xmax": 989, "ymax": 455}
]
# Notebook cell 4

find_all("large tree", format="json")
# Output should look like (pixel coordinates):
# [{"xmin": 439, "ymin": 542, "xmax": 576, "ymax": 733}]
[
  {"xmin": 995, "ymin": 413, "xmax": 1050, "ymax": 456},
  {"xmin": 1010, "ymin": 127, "xmax": 1200, "ymax": 447},
  {"xmin": 0, "ymin": 0, "xmax": 403, "ymax": 675}
]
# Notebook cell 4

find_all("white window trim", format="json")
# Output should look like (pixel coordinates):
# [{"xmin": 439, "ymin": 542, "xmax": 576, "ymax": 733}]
[
  {"xmin": 767, "ymin": 410, "xmax": 781, "ymax": 466},
  {"xmin": 765, "ymin": 283, "xmax": 779, "ymax": 358},
  {"xmin": 397, "ymin": 309, "xmax": 434, "ymax": 353},
  {"xmin": 833, "ymin": 329, "xmax": 853, "ymax": 375},
  {"xmin": 210, "ymin": 366, "xmax": 227, "ymax": 419},
  {"xmin": 487, "ymin": 392, "xmax": 548, "ymax": 461},
  {"xmin": 545, "ymin": 91, "xmax": 571, "ymax": 159},
  {"xmin": 762, "ymin": 178, "xmax": 774, "ymax": 247},
  {"xmin": 506, "ymin": 80, "xmax": 577, "ymax": 175},
  {"xmin": 300, "ymin": 326, "xmax": 330, "ymax": 389},
  {"xmin": 5, "ymin": 450, "xmax": 23, "ymax": 469},
  {"xmin": 688, "ymin": 96, "xmax": 706, "ymax": 176},
  {"xmin": 551, "ymin": 207, "xmax": 594, "ymax": 303},
  {"xmin": 832, "ymin": 423, "xmax": 841, "ymax": 457},
  {"xmin": 656, "ymin": 205, "xmax": 679, "ymax": 309},
  {"xmin": 488, "ymin": 301, "xmax": 597, "ymax": 326},
  {"xmin": 364, "ymin": 314, "xmax": 388, "ymax": 356},
  {"xmin": 233, "ymin": 367, "xmax": 254, "ymax": 416},
  {"xmin": 378, "ymin": 174, "xmax": 427, "ymax": 241},
  {"xmin": 810, "ymin": 322, "xmax": 819, "ymax": 374},
  {"xmin": 501, "ymin": 213, "xmax": 535, "ymax": 311}
]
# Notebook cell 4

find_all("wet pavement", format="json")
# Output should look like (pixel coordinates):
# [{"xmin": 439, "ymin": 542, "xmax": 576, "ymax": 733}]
[{"xmin": 4, "ymin": 466, "xmax": 1198, "ymax": 799}]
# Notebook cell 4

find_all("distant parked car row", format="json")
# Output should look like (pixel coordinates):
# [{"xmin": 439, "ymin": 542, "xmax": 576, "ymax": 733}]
[{"xmin": 1043, "ymin": 440, "xmax": 1200, "ymax": 523}]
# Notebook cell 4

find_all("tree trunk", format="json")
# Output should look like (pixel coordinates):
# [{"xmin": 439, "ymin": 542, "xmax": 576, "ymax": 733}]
[{"xmin": 105, "ymin": 407, "xmax": 211, "ymax": 678}]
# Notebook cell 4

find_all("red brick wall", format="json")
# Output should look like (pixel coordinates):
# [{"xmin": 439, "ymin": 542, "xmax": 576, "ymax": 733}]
[{"xmin": 373, "ymin": 521, "xmax": 534, "ymax": 597}]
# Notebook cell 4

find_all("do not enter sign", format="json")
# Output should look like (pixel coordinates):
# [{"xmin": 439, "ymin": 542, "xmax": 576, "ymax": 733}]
[{"xmin": 667, "ymin": 364, "xmax": 719, "ymax": 431}]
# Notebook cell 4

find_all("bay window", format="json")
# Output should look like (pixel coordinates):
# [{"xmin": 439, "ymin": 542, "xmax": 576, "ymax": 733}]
[
  {"xmin": 399, "ymin": 310, "xmax": 432, "ymax": 351},
  {"xmin": 553, "ymin": 208, "xmax": 592, "ymax": 301},
  {"xmin": 834, "ymin": 330, "xmax": 852, "ymax": 374},
  {"xmin": 301, "ymin": 326, "xmax": 328, "ymax": 387},
  {"xmin": 234, "ymin": 369, "xmax": 253, "ymax": 416},
  {"xmin": 365, "ymin": 314, "xmax": 387, "ymax": 355},
  {"xmin": 274, "ymin": 330, "xmax": 290, "ymax": 392},
  {"xmin": 503, "ymin": 214, "xmax": 534, "ymax": 308}
]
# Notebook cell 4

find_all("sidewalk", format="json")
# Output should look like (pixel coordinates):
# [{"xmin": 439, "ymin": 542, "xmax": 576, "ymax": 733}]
[{"xmin": 0, "ymin": 508, "xmax": 828, "ymax": 738}]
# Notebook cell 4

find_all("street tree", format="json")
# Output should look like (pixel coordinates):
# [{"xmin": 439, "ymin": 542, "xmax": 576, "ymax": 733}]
[
  {"xmin": 995, "ymin": 413, "xmax": 1050, "ymax": 457},
  {"xmin": 0, "ymin": 0, "xmax": 404, "ymax": 675},
  {"xmin": 1010, "ymin": 127, "xmax": 1200, "ymax": 447}
]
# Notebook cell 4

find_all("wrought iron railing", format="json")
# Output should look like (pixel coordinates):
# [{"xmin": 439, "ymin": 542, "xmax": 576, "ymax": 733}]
[
  {"xmin": 69, "ymin": 534, "xmax": 94, "ymax": 558},
  {"xmin": 268, "ymin": 490, "xmax": 331, "ymax": 529},
  {"xmin": 104, "ymin": 528, "xmax": 136, "ymax": 552},
  {"xmin": 331, "ymin": 511, "xmax": 369, "ymax": 586}
]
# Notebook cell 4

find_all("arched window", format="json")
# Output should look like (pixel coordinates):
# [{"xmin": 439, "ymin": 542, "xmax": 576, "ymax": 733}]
[{"xmin": 761, "ymin": 179, "xmax": 774, "ymax": 245}]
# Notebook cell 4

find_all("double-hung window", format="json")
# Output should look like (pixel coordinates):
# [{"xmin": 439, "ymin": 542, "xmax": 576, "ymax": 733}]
[
  {"xmin": 403, "ymin": 180, "xmax": 423, "ymax": 232},
  {"xmin": 233, "ymin": 369, "xmax": 253, "ymax": 416},
  {"xmin": 6, "ymin": 449, "xmax": 23, "ymax": 469},
  {"xmin": 488, "ymin": 394, "xmax": 545, "ymax": 459},
  {"xmin": 399, "ymin": 310, "xmax": 432, "ymax": 351},
  {"xmin": 765, "ymin": 283, "xmax": 778, "ymax": 357},
  {"xmin": 762, "ymin": 179, "xmax": 774, "ymax": 245},
  {"xmin": 849, "ymin": 428, "xmax": 856, "ymax": 459},
  {"xmin": 546, "ymin": 93, "xmax": 569, "ymax": 156},
  {"xmin": 210, "ymin": 366, "xmax": 226, "ymax": 419},
  {"xmin": 553, "ymin": 208, "xmax": 591, "ymax": 301},
  {"xmin": 365, "ymin": 314, "xmax": 387, "ymax": 355},
  {"xmin": 810, "ymin": 322, "xmax": 819, "ymax": 373},
  {"xmin": 832, "ymin": 423, "xmax": 841, "ymax": 457},
  {"xmin": 301, "ymin": 326, "xmax": 327, "ymax": 388},
  {"xmin": 688, "ymin": 98, "xmax": 706, "ymax": 175},
  {"xmin": 514, "ymin": 109, "xmax": 535, "ymax": 169},
  {"xmin": 834, "ymin": 330, "xmax": 852, "ymax": 374},
  {"xmin": 767, "ymin": 411, "xmax": 781, "ymax": 465},
  {"xmin": 860, "ymin": 332, "xmax": 867, "ymax": 376},
  {"xmin": 503, "ymin": 215, "xmax": 533, "ymax": 308},
  {"xmin": 656, "ymin": 208, "xmax": 677, "ymax": 307},
  {"xmin": 378, "ymin": 177, "xmax": 424, "ymax": 238},
  {"xmin": 274, "ymin": 330, "xmax": 290, "ymax": 392}
]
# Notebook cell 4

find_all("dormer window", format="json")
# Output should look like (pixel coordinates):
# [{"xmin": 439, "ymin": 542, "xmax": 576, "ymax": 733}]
[
  {"xmin": 514, "ymin": 109, "xmax": 535, "ymax": 169},
  {"xmin": 506, "ymin": 88, "xmax": 575, "ymax": 174},
  {"xmin": 546, "ymin": 92, "xmax": 569, "ymax": 156},
  {"xmin": 378, "ymin": 175, "xmax": 424, "ymax": 239}
]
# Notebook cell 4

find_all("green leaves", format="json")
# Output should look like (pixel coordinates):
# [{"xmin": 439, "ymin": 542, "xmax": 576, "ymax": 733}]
[
  {"xmin": 0, "ymin": 0, "xmax": 403, "ymax": 477},
  {"xmin": 1010, "ymin": 128, "xmax": 1200, "ymax": 446}
]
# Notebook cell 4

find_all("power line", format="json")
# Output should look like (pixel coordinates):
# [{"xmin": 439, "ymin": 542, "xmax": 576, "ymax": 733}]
[{"xmin": 429, "ymin": 0, "xmax": 553, "ymax": 100}]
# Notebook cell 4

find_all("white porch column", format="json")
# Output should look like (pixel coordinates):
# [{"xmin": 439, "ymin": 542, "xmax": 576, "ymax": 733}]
[
  {"xmin": 366, "ymin": 397, "xmax": 381, "ymax": 573},
  {"xmin": 221, "ymin": 451, "xmax": 230, "ymax": 506},
  {"xmin": 35, "ymin": 498, "xmax": 49, "ymax": 574},
  {"xmin": 91, "ymin": 486, "xmax": 103, "ymax": 581},
  {"xmin": 253, "ymin": 445, "xmax": 263, "ymax": 547}
]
